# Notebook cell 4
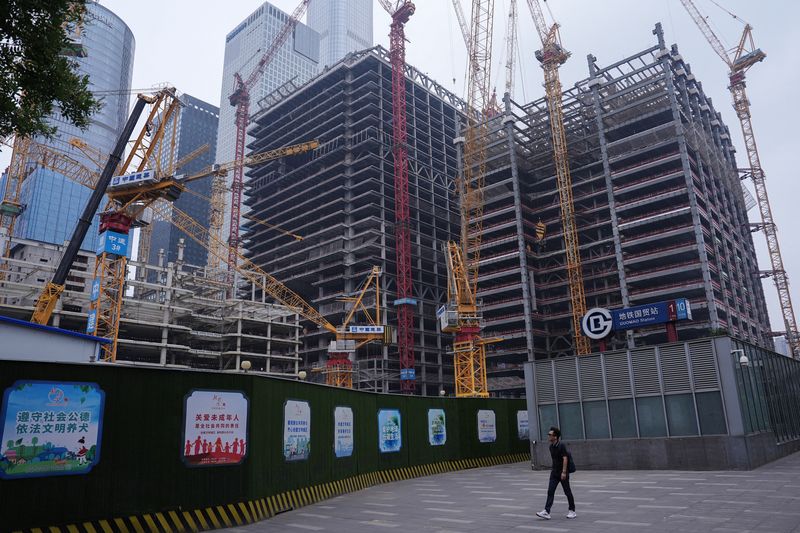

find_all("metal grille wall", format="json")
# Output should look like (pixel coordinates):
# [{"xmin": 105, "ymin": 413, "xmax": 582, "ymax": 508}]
[{"xmin": 531, "ymin": 339, "xmax": 727, "ymax": 439}]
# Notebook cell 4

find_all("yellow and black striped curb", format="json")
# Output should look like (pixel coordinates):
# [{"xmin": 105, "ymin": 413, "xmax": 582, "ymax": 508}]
[{"xmin": 13, "ymin": 452, "xmax": 530, "ymax": 533}]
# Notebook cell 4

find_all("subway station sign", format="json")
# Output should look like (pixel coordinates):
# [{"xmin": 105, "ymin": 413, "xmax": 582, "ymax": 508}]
[
  {"xmin": 612, "ymin": 298, "xmax": 692, "ymax": 330},
  {"xmin": 582, "ymin": 298, "xmax": 692, "ymax": 339}
]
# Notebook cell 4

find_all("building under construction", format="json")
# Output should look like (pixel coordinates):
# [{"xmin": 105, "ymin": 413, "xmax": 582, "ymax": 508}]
[
  {"xmin": 244, "ymin": 46, "xmax": 464, "ymax": 395},
  {"xmin": 0, "ymin": 26, "xmax": 774, "ymax": 397},
  {"xmin": 0, "ymin": 235, "xmax": 301, "ymax": 374},
  {"xmin": 476, "ymin": 25, "xmax": 771, "ymax": 395}
]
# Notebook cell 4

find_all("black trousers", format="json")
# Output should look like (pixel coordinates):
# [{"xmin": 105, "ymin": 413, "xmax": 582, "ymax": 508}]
[{"xmin": 545, "ymin": 470, "xmax": 575, "ymax": 512}]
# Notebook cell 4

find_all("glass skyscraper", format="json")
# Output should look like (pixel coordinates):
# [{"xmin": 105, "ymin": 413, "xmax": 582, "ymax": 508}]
[
  {"xmin": 308, "ymin": 0, "xmax": 373, "ymax": 68},
  {"xmin": 216, "ymin": 2, "xmax": 320, "ymax": 244},
  {"xmin": 14, "ymin": 1, "xmax": 135, "ymax": 251},
  {"xmin": 148, "ymin": 94, "xmax": 219, "ymax": 268}
]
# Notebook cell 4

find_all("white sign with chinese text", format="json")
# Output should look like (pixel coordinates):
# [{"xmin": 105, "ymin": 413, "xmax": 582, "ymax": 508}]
[
  {"xmin": 334, "ymin": 406, "xmax": 353, "ymax": 458},
  {"xmin": 182, "ymin": 390, "xmax": 248, "ymax": 467},
  {"xmin": 284, "ymin": 400, "xmax": 311, "ymax": 461},
  {"xmin": 477, "ymin": 409, "xmax": 496, "ymax": 443},
  {"xmin": 517, "ymin": 410, "xmax": 529, "ymax": 440}
]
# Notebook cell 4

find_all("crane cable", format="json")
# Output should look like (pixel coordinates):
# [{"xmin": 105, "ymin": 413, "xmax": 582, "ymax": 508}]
[{"xmin": 173, "ymin": 183, "xmax": 304, "ymax": 241}]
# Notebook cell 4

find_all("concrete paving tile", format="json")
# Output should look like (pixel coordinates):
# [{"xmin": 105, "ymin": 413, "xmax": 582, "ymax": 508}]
[{"xmin": 226, "ymin": 452, "xmax": 800, "ymax": 532}]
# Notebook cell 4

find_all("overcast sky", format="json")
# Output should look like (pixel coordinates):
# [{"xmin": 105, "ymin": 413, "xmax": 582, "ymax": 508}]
[{"xmin": 2, "ymin": 0, "xmax": 798, "ymax": 334}]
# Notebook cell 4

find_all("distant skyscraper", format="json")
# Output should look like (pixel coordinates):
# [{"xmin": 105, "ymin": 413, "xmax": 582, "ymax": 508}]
[
  {"xmin": 308, "ymin": 0, "xmax": 373, "ymax": 67},
  {"xmin": 14, "ymin": 2, "xmax": 134, "ymax": 251},
  {"xmin": 216, "ymin": 2, "xmax": 320, "ymax": 244},
  {"xmin": 148, "ymin": 94, "xmax": 219, "ymax": 268}
]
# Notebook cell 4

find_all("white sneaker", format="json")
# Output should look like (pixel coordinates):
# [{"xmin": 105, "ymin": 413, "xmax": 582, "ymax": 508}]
[
  {"xmin": 536, "ymin": 510, "xmax": 551, "ymax": 520},
  {"xmin": 567, "ymin": 510, "xmax": 577, "ymax": 519}
]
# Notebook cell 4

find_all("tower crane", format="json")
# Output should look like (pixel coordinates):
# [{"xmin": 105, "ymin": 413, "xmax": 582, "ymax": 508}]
[
  {"xmin": 0, "ymin": 136, "xmax": 32, "ymax": 273},
  {"xmin": 54, "ymin": 133, "xmax": 385, "ymax": 380},
  {"xmin": 30, "ymin": 87, "xmax": 179, "ymax": 330},
  {"xmin": 525, "ymin": 0, "xmax": 590, "ymax": 355},
  {"xmin": 504, "ymin": 0, "xmax": 518, "ymax": 98},
  {"xmin": 377, "ymin": 0, "xmax": 417, "ymax": 393},
  {"xmin": 156, "ymin": 203, "xmax": 389, "ymax": 387},
  {"xmin": 678, "ymin": 0, "xmax": 798, "ymax": 358},
  {"xmin": 440, "ymin": 0, "xmax": 495, "ymax": 398},
  {"xmin": 83, "ymin": 139, "xmax": 318, "ymax": 362},
  {"xmin": 223, "ymin": 0, "xmax": 311, "ymax": 271}
]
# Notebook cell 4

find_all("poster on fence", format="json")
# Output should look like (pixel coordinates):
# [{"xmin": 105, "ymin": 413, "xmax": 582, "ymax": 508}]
[
  {"xmin": 182, "ymin": 390, "xmax": 248, "ymax": 467},
  {"xmin": 428, "ymin": 408, "xmax": 446, "ymax": 446},
  {"xmin": 477, "ymin": 409, "xmax": 496, "ymax": 443},
  {"xmin": 284, "ymin": 400, "xmax": 311, "ymax": 461},
  {"xmin": 0, "ymin": 381, "xmax": 105, "ymax": 479},
  {"xmin": 517, "ymin": 410, "xmax": 530, "ymax": 440},
  {"xmin": 378, "ymin": 409, "xmax": 401, "ymax": 453},
  {"xmin": 334, "ymin": 406, "xmax": 354, "ymax": 458}
]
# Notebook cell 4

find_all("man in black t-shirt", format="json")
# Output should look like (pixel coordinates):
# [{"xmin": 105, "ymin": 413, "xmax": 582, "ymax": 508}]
[{"xmin": 536, "ymin": 426, "xmax": 576, "ymax": 520}]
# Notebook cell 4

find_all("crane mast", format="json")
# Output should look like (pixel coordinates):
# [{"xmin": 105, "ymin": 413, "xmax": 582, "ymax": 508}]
[
  {"xmin": 505, "ymin": 0, "xmax": 518, "ymax": 97},
  {"xmin": 378, "ymin": 0, "xmax": 417, "ymax": 393},
  {"xmin": 679, "ymin": 0, "xmax": 797, "ymax": 357},
  {"xmin": 526, "ymin": 0, "xmax": 590, "ymax": 355},
  {"xmin": 440, "ymin": 0, "xmax": 495, "ymax": 398},
  {"xmin": 222, "ymin": 0, "xmax": 311, "ymax": 270}
]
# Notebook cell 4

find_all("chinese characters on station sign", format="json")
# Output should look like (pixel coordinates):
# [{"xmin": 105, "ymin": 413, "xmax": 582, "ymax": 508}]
[
  {"xmin": 428, "ymin": 409, "xmax": 446, "ymax": 446},
  {"xmin": 284, "ymin": 400, "xmax": 311, "ymax": 461},
  {"xmin": 334, "ymin": 406, "xmax": 353, "ymax": 458},
  {"xmin": 378, "ymin": 409, "xmax": 402, "ymax": 453},
  {"xmin": 477, "ymin": 410, "xmax": 496, "ymax": 443},
  {"xmin": 612, "ymin": 298, "xmax": 692, "ymax": 330},
  {"xmin": 182, "ymin": 390, "xmax": 248, "ymax": 467},
  {"xmin": 0, "ymin": 381, "xmax": 105, "ymax": 479}
]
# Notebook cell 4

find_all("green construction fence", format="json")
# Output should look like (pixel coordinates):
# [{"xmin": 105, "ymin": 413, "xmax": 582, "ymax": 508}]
[{"xmin": 0, "ymin": 360, "xmax": 529, "ymax": 531}]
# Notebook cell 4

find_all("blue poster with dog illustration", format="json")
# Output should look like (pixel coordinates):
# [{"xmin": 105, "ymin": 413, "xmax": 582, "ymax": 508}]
[{"xmin": 0, "ymin": 381, "xmax": 104, "ymax": 479}]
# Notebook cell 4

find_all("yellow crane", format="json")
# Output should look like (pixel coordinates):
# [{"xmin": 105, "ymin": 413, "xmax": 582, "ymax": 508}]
[
  {"xmin": 679, "ymin": 0, "xmax": 798, "ymax": 357},
  {"xmin": 441, "ymin": 0, "xmax": 495, "ymax": 398},
  {"xmin": 316, "ymin": 266, "xmax": 388, "ymax": 388},
  {"xmin": 525, "ymin": 0, "xmax": 590, "ymax": 355},
  {"xmin": 154, "ymin": 202, "xmax": 389, "ymax": 386},
  {"xmin": 0, "ymin": 136, "xmax": 32, "ymax": 273},
  {"xmin": 86, "ymin": 139, "xmax": 319, "ymax": 362},
  {"xmin": 30, "ymin": 87, "xmax": 180, "ymax": 329},
  {"xmin": 26, "ymin": 128, "xmax": 389, "ymax": 375}
]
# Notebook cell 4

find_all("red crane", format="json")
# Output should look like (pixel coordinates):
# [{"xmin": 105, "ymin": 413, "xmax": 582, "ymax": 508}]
[
  {"xmin": 377, "ymin": 0, "xmax": 416, "ymax": 393},
  {"xmin": 226, "ymin": 0, "xmax": 311, "ymax": 269}
]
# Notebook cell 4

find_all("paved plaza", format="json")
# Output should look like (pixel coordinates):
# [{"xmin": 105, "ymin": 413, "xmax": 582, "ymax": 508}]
[{"xmin": 226, "ymin": 451, "xmax": 800, "ymax": 533}]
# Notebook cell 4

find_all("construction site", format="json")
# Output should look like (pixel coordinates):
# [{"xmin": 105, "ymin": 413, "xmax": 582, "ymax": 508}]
[{"xmin": 0, "ymin": 0, "xmax": 797, "ymax": 399}]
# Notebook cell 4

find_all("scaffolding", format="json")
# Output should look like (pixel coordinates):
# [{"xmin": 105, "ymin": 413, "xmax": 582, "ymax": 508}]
[{"xmin": 0, "ymin": 235, "xmax": 301, "ymax": 374}]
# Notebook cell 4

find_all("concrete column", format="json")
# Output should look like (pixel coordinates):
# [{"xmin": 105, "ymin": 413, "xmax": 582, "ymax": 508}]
[
  {"xmin": 502, "ymin": 93, "xmax": 536, "ymax": 362},
  {"xmin": 655, "ymin": 26, "xmax": 719, "ymax": 327},
  {"xmin": 587, "ymin": 54, "xmax": 633, "ymax": 349}
]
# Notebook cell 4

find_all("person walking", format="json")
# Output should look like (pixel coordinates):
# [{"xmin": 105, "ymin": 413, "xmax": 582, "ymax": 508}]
[{"xmin": 536, "ymin": 426, "xmax": 576, "ymax": 520}]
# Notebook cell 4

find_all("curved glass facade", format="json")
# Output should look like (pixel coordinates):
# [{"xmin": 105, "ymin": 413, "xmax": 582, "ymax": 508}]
[{"xmin": 16, "ymin": 2, "xmax": 135, "ymax": 250}]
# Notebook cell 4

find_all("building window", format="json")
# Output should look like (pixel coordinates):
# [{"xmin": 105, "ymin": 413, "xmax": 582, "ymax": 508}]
[{"xmin": 636, "ymin": 396, "xmax": 667, "ymax": 438}]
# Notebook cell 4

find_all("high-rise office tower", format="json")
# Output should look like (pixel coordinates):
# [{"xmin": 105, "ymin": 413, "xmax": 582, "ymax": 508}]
[
  {"xmin": 14, "ymin": 2, "xmax": 134, "ymax": 251},
  {"xmin": 216, "ymin": 2, "xmax": 320, "ymax": 244},
  {"xmin": 308, "ymin": 0, "xmax": 373, "ymax": 68},
  {"xmin": 148, "ymin": 94, "xmax": 219, "ymax": 268}
]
